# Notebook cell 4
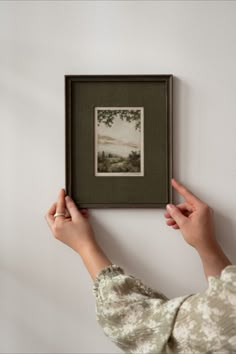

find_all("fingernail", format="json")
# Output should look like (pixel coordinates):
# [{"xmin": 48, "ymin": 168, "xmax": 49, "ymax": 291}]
[
  {"xmin": 167, "ymin": 204, "xmax": 174, "ymax": 210},
  {"xmin": 65, "ymin": 195, "xmax": 71, "ymax": 201}
]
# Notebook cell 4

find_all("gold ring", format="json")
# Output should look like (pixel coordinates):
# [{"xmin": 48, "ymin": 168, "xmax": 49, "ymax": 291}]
[{"xmin": 54, "ymin": 212, "xmax": 65, "ymax": 218}]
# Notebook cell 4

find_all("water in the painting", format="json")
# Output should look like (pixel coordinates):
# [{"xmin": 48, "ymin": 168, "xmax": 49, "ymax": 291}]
[
  {"xmin": 98, "ymin": 137, "xmax": 140, "ymax": 157},
  {"xmin": 95, "ymin": 108, "xmax": 144, "ymax": 175}
]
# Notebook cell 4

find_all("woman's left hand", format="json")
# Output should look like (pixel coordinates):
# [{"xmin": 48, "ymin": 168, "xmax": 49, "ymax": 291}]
[{"xmin": 45, "ymin": 189, "xmax": 97, "ymax": 254}]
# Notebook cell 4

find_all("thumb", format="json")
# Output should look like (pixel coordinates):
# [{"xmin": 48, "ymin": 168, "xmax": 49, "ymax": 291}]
[
  {"xmin": 65, "ymin": 195, "xmax": 82, "ymax": 221},
  {"xmin": 166, "ymin": 204, "xmax": 188, "ymax": 228}
]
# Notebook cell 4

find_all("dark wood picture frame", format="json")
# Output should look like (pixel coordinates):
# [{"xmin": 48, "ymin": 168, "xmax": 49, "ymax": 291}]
[{"xmin": 65, "ymin": 75, "xmax": 173, "ymax": 208}]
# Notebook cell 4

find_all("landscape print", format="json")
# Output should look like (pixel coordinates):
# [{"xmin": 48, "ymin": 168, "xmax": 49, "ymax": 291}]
[{"xmin": 95, "ymin": 107, "xmax": 144, "ymax": 176}]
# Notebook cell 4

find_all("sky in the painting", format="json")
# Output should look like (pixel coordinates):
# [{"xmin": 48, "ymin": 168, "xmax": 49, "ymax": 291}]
[{"xmin": 97, "ymin": 115, "xmax": 142, "ymax": 157}]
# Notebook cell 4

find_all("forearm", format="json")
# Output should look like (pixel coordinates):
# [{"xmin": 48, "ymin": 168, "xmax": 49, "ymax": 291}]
[
  {"xmin": 197, "ymin": 243, "xmax": 231, "ymax": 279},
  {"xmin": 79, "ymin": 243, "xmax": 112, "ymax": 281}
]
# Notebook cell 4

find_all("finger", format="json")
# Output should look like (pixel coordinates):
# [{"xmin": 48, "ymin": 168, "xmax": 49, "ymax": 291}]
[
  {"xmin": 45, "ymin": 202, "xmax": 57, "ymax": 227},
  {"xmin": 55, "ymin": 189, "xmax": 66, "ymax": 218},
  {"xmin": 166, "ymin": 219, "xmax": 177, "ymax": 226},
  {"xmin": 164, "ymin": 211, "xmax": 171, "ymax": 219},
  {"xmin": 173, "ymin": 203, "xmax": 193, "ymax": 218},
  {"xmin": 65, "ymin": 208, "xmax": 71, "ymax": 218},
  {"xmin": 80, "ymin": 209, "xmax": 89, "ymax": 218},
  {"xmin": 172, "ymin": 179, "xmax": 203, "ymax": 205},
  {"xmin": 172, "ymin": 224, "xmax": 180, "ymax": 230},
  {"xmin": 166, "ymin": 204, "xmax": 188, "ymax": 228},
  {"xmin": 65, "ymin": 195, "xmax": 82, "ymax": 221},
  {"xmin": 164, "ymin": 203, "xmax": 192, "ymax": 219},
  {"xmin": 80, "ymin": 208, "xmax": 89, "ymax": 215},
  {"xmin": 176, "ymin": 202, "xmax": 193, "ymax": 212}
]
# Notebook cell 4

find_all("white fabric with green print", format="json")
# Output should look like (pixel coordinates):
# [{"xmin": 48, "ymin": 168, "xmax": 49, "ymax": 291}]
[{"xmin": 93, "ymin": 265, "xmax": 236, "ymax": 354}]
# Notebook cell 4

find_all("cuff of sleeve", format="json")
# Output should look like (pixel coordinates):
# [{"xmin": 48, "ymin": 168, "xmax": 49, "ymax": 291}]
[
  {"xmin": 93, "ymin": 264, "xmax": 124, "ymax": 296},
  {"xmin": 221, "ymin": 264, "xmax": 236, "ymax": 287}
]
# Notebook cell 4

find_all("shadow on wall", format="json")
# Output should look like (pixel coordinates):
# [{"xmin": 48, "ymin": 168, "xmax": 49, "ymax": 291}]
[
  {"xmin": 173, "ymin": 77, "xmax": 236, "ymax": 264},
  {"xmin": 173, "ymin": 77, "xmax": 236, "ymax": 263},
  {"xmin": 90, "ymin": 212, "xmax": 198, "ymax": 298},
  {"xmin": 214, "ymin": 209, "xmax": 236, "ymax": 264},
  {"xmin": 172, "ymin": 76, "xmax": 193, "ymax": 190},
  {"xmin": 90, "ymin": 213, "xmax": 151, "ymax": 273},
  {"xmin": 90, "ymin": 212, "xmax": 165, "ymax": 276}
]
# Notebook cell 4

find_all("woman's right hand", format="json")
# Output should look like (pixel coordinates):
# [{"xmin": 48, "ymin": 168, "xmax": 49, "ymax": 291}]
[
  {"xmin": 164, "ymin": 179, "xmax": 231, "ymax": 278},
  {"xmin": 164, "ymin": 179, "xmax": 217, "ymax": 253}
]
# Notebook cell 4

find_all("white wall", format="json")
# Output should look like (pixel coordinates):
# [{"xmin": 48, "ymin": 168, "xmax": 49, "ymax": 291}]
[{"xmin": 1, "ymin": 1, "xmax": 236, "ymax": 353}]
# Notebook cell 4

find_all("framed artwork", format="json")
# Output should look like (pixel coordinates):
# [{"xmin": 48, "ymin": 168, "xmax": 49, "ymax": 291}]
[{"xmin": 65, "ymin": 75, "xmax": 173, "ymax": 208}]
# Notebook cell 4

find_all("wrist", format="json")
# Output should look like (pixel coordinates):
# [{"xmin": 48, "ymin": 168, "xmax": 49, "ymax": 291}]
[
  {"xmin": 78, "ymin": 242, "xmax": 112, "ymax": 281},
  {"xmin": 196, "ymin": 240, "xmax": 221, "ymax": 259},
  {"xmin": 197, "ymin": 242, "xmax": 231, "ymax": 277},
  {"xmin": 74, "ymin": 239, "xmax": 99, "ymax": 257}
]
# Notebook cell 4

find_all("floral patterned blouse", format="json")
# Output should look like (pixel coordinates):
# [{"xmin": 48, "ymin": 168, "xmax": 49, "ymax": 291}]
[{"xmin": 93, "ymin": 264, "xmax": 236, "ymax": 354}]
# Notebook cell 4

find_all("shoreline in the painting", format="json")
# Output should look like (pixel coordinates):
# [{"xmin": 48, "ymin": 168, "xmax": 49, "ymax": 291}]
[
  {"xmin": 98, "ymin": 143, "xmax": 140, "ymax": 158},
  {"xmin": 98, "ymin": 134, "xmax": 140, "ymax": 157}
]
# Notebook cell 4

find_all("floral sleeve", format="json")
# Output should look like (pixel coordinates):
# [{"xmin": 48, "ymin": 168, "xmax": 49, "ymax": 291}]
[
  {"xmin": 169, "ymin": 265, "xmax": 236, "ymax": 354},
  {"xmin": 93, "ymin": 265, "xmax": 191, "ymax": 354}
]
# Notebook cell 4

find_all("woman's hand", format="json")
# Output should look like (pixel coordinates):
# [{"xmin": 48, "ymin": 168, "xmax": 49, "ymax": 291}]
[
  {"xmin": 45, "ymin": 189, "xmax": 112, "ymax": 280},
  {"xmin": 164, "ymin": 179, "xmax": 216, "ymax": 253},
  {"xmin": 165, "ymin": 179, "xmax": 231, "ymax": 278},
  {"xmin": 45, "ymin": 189, "xmax": 96, "ymax": 254}
]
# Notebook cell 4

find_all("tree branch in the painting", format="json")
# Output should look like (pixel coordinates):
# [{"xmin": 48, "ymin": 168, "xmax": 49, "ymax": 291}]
[{"xmin": 97, "ymin": 109, "xmax": 141, "ymax": 131}]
